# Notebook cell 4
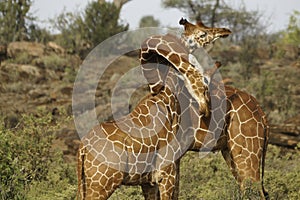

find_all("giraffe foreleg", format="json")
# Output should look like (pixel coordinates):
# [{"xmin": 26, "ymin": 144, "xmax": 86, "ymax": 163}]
[
  {"xmin": 156, "ymin": 162, "xmax": 179, "ymax": 200},
  {"xmin": 141, "ymin": 183, "xmax": 160, "ymax": 200}
]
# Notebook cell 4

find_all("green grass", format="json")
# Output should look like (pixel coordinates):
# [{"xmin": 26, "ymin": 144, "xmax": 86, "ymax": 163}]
[{"xmin": 109, "ymin": 146, "xmax": 300, "ymax": 200}]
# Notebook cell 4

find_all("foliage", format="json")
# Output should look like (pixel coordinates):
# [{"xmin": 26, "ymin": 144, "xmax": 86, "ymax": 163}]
[
  {"xmin": 52, "ymin": 1, "xmax": 129, "ymax": 56},
  {"xmin": 0, "ymin": 111, "xmax": 76, "ymax": 199},
  {"xmin": 162, "ymin": 0, "xmax": 268, "ymax": 42},
  {"xmin": 51, "ymin": 11, "xmax": 85, "ymax": 54},
  {"xmin": 221, "ymin": 60, "xmax": 298, "ymax": 124},
  {"xmin": 0, "ymin": 0, "xmax": 35, "ymax": 43},
  {"xmin": 8, "ymin": 51, "xmax": 33, "ymax": 65},
  {"xmin": 264, "ymin": 145, "xmax": 300, "ymax": 199},
  {"xmin": 281, "ymin": 10, "xmax": 300, "ymax": 45},
  {"xmin": 139, "ymin": 15, "xmax": 160, "ymax": 28},
  {"xmin": 27, "ymin": 23, "xmax": 53, "ymax": 43},
  {"xmin": 0, "ymin": 0, "xmax": 51, "ymax": 44},
  {"xmin": 80, "ymin": 1, "xmax": 128, "ymax": 47},
  {"xmin": 39, "ymin": 53, "xmax": 68, "ymax": 71}
]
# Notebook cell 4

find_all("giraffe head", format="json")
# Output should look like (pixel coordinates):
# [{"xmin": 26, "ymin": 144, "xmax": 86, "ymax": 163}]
[{"xmin": 179, "ymin": 18, "xmax": 231, "ymax": 52}]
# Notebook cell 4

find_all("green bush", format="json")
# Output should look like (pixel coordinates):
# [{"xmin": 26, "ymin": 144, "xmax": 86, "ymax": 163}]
[
  {"xmin": 0, "ymin": 111, "xmax": 76, "ymax": 199},
  {"xmin": 281, "ymin": 10, "xmax": 300, "ymax": 45},
  {"xmin": 40, "ymin": 53, "xmax": 68, "ymax": 71},
  {"xmin": 8, "ymin": 52, "xmax": 33, "ymax": 65}
]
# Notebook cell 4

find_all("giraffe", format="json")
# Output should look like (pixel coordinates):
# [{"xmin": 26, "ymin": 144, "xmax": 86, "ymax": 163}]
[
  {"xmin": 77, "ymin": 31, "xmax": 210, "ymax": 199},
  {"xmin": 140, "ymin": 18, "xmax": 269, "ymax": 199}
]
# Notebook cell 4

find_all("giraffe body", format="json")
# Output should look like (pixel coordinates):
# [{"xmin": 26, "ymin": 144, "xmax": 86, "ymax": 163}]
[{"xmin": 140, "ymin": 19, "xmax": 269, "ymax": 199}]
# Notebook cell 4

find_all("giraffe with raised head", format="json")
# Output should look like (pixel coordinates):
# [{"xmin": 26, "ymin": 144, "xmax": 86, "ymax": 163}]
[
  {"xmin": 179, "ymin": 17, "xmax": 232, "ymax": 52},
  {"xmin": 141, "ymin": 18, "xmax": 269, "ymax": 199},
  {"xmin": 77, "ymin": 30, "xmax": 210, "ymax": 199}
]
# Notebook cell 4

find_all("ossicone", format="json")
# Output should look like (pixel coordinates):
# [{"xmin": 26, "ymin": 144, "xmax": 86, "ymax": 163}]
[{"xmin": 179, "ymin": 18, "xmax": 188, "ymax": 25}]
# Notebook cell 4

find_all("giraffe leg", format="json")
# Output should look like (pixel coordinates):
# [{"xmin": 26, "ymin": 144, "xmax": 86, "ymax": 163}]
[
  {"xmin": 221, "ymin": 147, "xmax": 262, "ymax": 198},
  {"xmin": 142, "ymin": 160, "xmax": 180, "ymax": 200},
  {"xmin": 141, "ymin": 183, "xmax": 160, "ymax": 200},
  {"xmin": 83, "ymin": 165, "xmax": 123, "ymax": 200},
  {"xmin": 156, "ymin": 163, "xmax": 179, "ymax": 200},
  {"xmin": 222, "ymin": 125, "xmax": 266, "ymax": 199},
  {"xmin": 172, "ymin": 160, "xmax": 180, "ymax": 200}
]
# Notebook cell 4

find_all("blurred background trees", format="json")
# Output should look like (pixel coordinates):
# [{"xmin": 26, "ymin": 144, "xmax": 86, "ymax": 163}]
[
  {"xmin": 139, "ymin": 15, "xmax": 160, "ymax": 27},
  {"xmin": 0, "ymin": 0, "xmax": 51, "ymax": 44},
  {"xmin": 162, "ymin": 0, "xmax": 267, "ymax": 42},
  {"xmin": 51, "ymin": 0, "xmax": 129, "ymax": 56},
  {"xmin": 0, "ymin": 0, "xmax": 34, "ymax": 43},
  {"xmin": 281, "ymin": 10, "xmax": 300, "ymax": 45}
]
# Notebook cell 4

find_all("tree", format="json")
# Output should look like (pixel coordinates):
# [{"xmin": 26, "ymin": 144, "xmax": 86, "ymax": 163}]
[
  {"xmin": 139, "ymin": 15, "xmax": 160, "ymax": 28},
  {"xmin": 162, "ymin": 0, "xmax": 268, "ymax": 43},
  {"xmin": 282, "ymin": 10, "xmax": 300, "ymax": 45},
  {"xmin": 52, "ymin": 0, "xmax": 130, "ymax": 56},
  {"xmin": 0, "ymin": 0, "xmax": 35, "ymax": 43},
  {"xmin": 80, "ymin": 1, "xmax": 129, "ymax": 47}
]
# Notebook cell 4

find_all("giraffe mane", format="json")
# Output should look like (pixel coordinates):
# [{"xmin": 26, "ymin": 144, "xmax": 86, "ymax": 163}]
[{"xmin": 196, "ymin": 20, "xmax": 207, "ymax": 28}]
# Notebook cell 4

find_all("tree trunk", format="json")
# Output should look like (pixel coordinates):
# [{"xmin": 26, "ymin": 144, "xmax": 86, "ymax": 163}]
[
  {"xmin": 269, "ymin": 123, "xmax": 300, "ymax": 148},
  {"xmin": 211, "ymin": 0, "xmax": 220, "ymax": 27}
]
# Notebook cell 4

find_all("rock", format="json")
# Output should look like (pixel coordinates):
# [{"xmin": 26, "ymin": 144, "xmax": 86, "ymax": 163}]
[
  {"xmin": 257, "ymin": 47, "xmax": 270, "ymax": 60},
  {"xmin": 46, "ymin": 42, "xmax": 65, "ymax": 55},
  {"xmin": 19, "ymin": 64, "xmax": 42, "ymax": 77},
  {"xmin": 28, "ymin": 88, "xmax": 47, "ymax": 98},
  {"xmin": 7, "ymin": 41, "xmax": 45, "ymax": 58},
  {"xmin": 60, "ymin": 86, "xmax": 73, "ymax": 96},
  {"xmin": 1, "ymin": 63, "xmax": 41, "ymax": 79}
]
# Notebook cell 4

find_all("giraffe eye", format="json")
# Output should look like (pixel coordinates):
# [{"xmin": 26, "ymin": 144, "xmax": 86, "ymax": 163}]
[
  {"xmin": 203, "ymin": 77, "xmax": 209, "ymax": 85},
  {"xmin": 200, "ymin": 32, "xmax": 207, "ymax": 38}
]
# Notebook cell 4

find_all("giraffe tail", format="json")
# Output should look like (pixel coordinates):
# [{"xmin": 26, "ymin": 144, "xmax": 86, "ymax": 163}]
[
  {"xmin": 77, "ymin": 144, "xmax": 86, "ymax": 200},
  {"xmin": 261, "ymin": 118, "xmax": 270, "ymax": 200}
]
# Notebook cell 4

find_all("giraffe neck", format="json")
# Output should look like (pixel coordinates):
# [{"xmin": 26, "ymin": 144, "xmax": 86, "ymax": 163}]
[{"xmin": 140, "ymin": 34, "xmax": 210, "ymax": 116}]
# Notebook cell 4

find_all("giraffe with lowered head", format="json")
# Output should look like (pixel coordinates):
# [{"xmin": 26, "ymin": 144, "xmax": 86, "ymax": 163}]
[{"xmin": 77, "ymin": 30, "xmax": 212, "ymax": 199}]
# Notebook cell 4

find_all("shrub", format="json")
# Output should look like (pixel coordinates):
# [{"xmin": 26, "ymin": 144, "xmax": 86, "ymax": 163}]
[
  {"xmin": 6, "ymin": 52, "xmax": 33, "ymax": 65},
  {"xmin": 0, "ymin": 111, "xmax": 76, "ymax": 199},
  {"xmin": 40, "ymin": 53, "xmax": 68, "ymax": 71}
]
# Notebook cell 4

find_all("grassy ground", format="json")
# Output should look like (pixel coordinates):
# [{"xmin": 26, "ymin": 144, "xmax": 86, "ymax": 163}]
[
  {"xmin": 1, "ymin": 110, "xmax": 299, "ymax": 200},
  {"xmin": 109, "ymin": 145, "xmax": 300, "ymax": 200}
]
